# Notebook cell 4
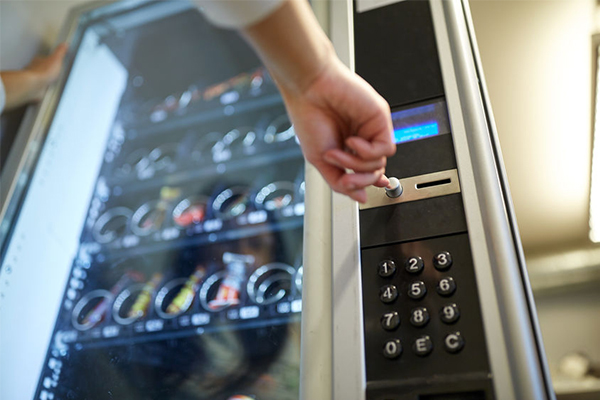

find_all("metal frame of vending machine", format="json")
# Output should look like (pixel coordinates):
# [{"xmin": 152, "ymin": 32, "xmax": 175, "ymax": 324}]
[{"xmin": 301, "ymin": 0, "xmax": 557, "ymax": 399}]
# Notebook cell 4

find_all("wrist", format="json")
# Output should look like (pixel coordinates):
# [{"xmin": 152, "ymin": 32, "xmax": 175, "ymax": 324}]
[{"xmin": 243, "ymin": 0, "xmax": 336, "ymax": 95}]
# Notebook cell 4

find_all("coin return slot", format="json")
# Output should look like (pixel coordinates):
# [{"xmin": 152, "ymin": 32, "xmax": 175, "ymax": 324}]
[{"xmin": 416, "ymin": 178, "xmax": 451, "ymax": 190}]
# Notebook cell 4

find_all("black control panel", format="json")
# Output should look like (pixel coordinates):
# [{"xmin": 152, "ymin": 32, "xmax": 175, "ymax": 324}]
[{"xmin": 355, "ymin": 1, "xmax": 495, "ymax": 399}]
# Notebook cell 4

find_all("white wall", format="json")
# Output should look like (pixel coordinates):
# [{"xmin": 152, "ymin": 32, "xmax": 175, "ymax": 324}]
[
  {"xmin": 470, "ymin": 0, "xmax": 596, "ymax": 252},
  {"xmin": 470, "ymin": 0, "xmax": 600, "ymax": 379},
  {"xmin": 0, "ymin": 0, "xmax": 95, "ymax": 70}
]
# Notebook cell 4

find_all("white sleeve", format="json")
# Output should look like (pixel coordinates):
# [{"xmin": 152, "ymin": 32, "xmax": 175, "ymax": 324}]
[
  {"xmin": 195, "ymin": 0, "xmax": 285, "ymax": 29},
  {"xmin": 0, "ymin": 76, "xmax": 5, "ymax": 114}
]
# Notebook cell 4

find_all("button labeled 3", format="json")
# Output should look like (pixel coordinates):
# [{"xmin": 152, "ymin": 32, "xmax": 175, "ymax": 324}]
[
  {"xmin": 378, "ymin": 260, "xmax": 396, "ymax": 278},
  {"xmin": 433, "ymin": 251, "xmax": 453, "ymax": 270}
]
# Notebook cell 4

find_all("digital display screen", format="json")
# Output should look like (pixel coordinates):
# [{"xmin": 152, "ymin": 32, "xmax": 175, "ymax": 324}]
[
  {"xmin": 0, "ymin": 3, "xmax": 303, "ymax": 400},
  {"xmin": 391, "ymin": 99, "xmax": 450, "ymax": 144}
]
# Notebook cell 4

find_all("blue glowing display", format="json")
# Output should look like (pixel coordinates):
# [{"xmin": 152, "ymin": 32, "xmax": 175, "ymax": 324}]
[{"xmin": 393, "ymin": 122, "xmax": 439, "ymax": 144}]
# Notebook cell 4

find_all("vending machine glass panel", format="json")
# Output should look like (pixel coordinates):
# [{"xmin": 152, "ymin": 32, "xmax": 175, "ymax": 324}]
[{"xmin": 0, "ymin": 2, "xmax": 303, "ymax": 400}]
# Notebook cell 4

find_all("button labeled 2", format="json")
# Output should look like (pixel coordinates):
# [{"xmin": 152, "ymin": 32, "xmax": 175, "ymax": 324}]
[{"xmin": 405, "ymin": 257, "xmax": 424, "ymax": 274}]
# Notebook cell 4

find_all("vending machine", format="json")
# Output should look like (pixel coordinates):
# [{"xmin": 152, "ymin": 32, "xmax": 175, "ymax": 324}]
[{"xmin": 0, "ymin": 1, "xmax": 555, "ymax": 400}]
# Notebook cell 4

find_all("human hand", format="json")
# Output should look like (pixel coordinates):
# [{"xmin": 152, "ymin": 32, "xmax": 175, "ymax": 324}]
[
  {"xmin": 25, "ymin": 43, "xmax": 68, "ymax": 101},
  {"xmin": 1, "ymin": 43, "xmax": 68, "ymax": 111},
  {"xmin": 278, "ymin": 54, "xmax": 396, "ymax": 203}
]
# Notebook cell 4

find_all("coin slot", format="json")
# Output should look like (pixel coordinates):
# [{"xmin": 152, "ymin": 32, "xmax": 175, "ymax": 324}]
[{"xmin": 416, "ymin": 178, "xmax": 451, "ymax": 190}]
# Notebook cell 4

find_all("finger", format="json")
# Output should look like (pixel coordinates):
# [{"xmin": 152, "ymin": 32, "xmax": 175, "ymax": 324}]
[
  {"xmin": 312, "ymin": 161, "xmax": 371, "ymax": 203},
  {"xmin": 346, "ymin": 136, "xmax": 396, "ymax": 160},
  {"xmin": 374, "ymin": 174, "xmax": 390, "ymax": 188},
  {"xmin": 323, "ymin": 148, "xmax": 386, "ymax": 173},
  {"xmin": 347, "ymin": 188, "xmax": 367, "ymax": 203},
  {"xmin": 339, "ymin": 169, "xmax": 385, "ymax": 191}
]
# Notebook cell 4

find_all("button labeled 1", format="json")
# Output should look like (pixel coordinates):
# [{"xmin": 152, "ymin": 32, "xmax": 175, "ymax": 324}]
[{"xmin": 378, "ymin": 260, "xmax": 396, "ymax": 278}]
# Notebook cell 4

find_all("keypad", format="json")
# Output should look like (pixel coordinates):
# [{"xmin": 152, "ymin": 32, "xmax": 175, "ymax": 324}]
[{"xmin": 365, "ymin": 236, "xmax": 483, "ymax": 375}]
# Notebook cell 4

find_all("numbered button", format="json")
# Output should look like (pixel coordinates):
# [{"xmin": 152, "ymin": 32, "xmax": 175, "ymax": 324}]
[
  {"xmin": 378, "ymin": 260, "xmax": 396, "ymax": 278},
  {"xmin": 380, "ymin": 284, "xmax": 398, "ymax": 303},
  {"xmin": 412, "ymin": 335, "xmax": 433, "ymax": 356},
  {"xmin": 409, "ymin": 307, "xmax": 430, "ymax": 327},
  {"xmin": 444, "ymin": 332, "xmax": 465, "ymax": 353},
  {"xmin": 383, "ymin": 339, "xmax": 402, "ymax": 359},
  {"xmin": 381, "ymin": 312, "xmax": 400, "ymax": 331},
  {"xmin": 405, "ymin": 257, "xmax": 424, "ymax": 274},
  {"xmin": 407, "ymin": 281, "xmax": 427, "ymax": 299},
  {"xmin": 437, "ymin": 277, "xmax": 456, "ymax": 296},
  {"xmin": 440, "ymin": 303, "xmax": 460, "ymax": 324},
  {"xmin": 433, "ymin": 251, "xmax": 453, "ymax": 270}
]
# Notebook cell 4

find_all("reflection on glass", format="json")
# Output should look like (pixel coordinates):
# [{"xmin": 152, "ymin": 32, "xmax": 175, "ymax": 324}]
[{"xmin": 33, "ymin": 3, "xmax": 304, "ymax": 400}]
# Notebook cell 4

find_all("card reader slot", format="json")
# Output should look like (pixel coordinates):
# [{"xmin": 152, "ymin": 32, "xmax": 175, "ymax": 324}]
[
  {"xmin": 360, "ymin": 169, "xmax": 461, "ymax": 211},
  {"xmin": 416, "ymin": 178, "xmax": 452, "ymax": 189}
]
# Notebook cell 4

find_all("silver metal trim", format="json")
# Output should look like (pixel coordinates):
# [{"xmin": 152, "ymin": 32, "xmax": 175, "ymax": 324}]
[
  {"xmin": 359, "ymin": 169, "xmax": 461, "ymax": 210},
  {"xmin": 460, "ymin": 1, "xmax": 556, "ymax": 395},
  {"xmin": 431, "ymin": 1, "xmax": 554, "ymax": 399},
  {"xmin": 330, "ymin": 1, "xmax": 367, "ymax": 399}
]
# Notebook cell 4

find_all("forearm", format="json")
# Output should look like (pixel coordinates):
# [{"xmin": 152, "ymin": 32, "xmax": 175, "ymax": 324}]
[
  {"xmin": 242, "ymin": 0, "xmax": 334, "ymax": 95},
  {"xmin": 0, "ymin": 70, "xmax": 43, "ymax": 110}
]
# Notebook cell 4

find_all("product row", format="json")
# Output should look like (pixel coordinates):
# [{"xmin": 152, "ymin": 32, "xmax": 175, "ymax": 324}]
[
  {"xmin": 106, "ymin": 111, "xmax": 298, "ymax": 184},
  {"xmin": 119, "ymin": 67, "xmax": 278, "ymax": 127},
  {"xmin": 88, "ymin": 177, "xmax": 305, "ymax": 247},
  {"xmin": 67, "ymin": 253, "xmax": 302, "ymax": 334}
]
